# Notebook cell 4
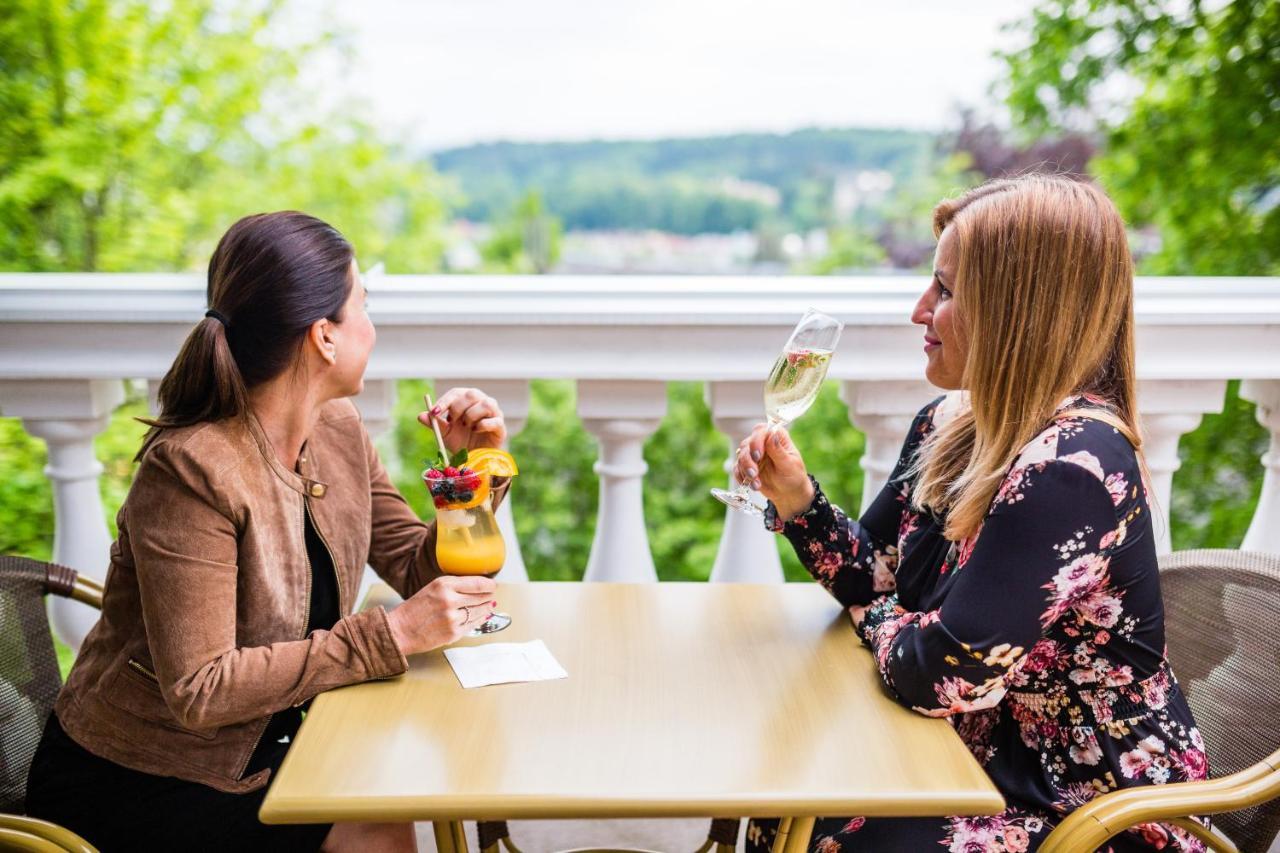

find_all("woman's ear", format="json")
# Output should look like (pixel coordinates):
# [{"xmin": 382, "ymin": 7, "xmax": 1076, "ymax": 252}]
[{"xmin": 308, "ymin": 318, "xmax": 338, "ymax": 366}]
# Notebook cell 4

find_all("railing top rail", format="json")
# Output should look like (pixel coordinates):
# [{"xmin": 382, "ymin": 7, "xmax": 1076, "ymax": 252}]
[{"xmin": 2, "ymin": 274, "xmax": 1280, "ymax": 326}]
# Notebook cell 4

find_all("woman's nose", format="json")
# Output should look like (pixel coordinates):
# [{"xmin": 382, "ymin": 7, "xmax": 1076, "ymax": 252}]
[{"xmin": 911, "ymin": 290, "xmax": 934, "ymax": 326}]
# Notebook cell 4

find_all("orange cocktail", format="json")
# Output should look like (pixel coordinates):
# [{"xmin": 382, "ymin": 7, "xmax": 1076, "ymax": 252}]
[{"xmin": 424, "ymin": 448, "xmax": 520, "ymax": 634}]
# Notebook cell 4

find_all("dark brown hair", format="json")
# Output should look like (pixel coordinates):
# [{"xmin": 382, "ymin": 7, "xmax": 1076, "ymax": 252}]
[{"xmin": 138, "ymin": 211, "xmax": 355, "ymax": 459}]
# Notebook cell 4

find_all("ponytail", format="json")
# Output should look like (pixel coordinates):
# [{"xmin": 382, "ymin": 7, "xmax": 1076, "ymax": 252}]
[{"xmin": 136, "ymin": 316, "xmax": 250, "ymax": 460}]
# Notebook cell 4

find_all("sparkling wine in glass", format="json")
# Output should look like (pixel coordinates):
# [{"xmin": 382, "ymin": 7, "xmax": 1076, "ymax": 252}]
[{"xmin": 710, "ymin": 308, "xmax": 843, "ymax": 515}]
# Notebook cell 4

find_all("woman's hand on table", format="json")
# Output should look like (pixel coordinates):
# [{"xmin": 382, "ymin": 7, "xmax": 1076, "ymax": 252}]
[
  {"xmin": 735, "ymin": 424, "xmax": 815, "ymax": 521},
  {"xmin": 420, "ymin": 387, "xmax": 506, "ymax": 452},
  {"xmin": 386, "ymin": 576, "xmax": 498, "ymax": 655}
]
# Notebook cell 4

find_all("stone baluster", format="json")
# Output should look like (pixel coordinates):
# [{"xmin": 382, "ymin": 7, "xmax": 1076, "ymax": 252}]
[
  {"xmin": 704, "ymin": 381, "xmax": 784, "ymax": 583},
  {"xmin": 431, "ymin": 378, "xmax": 532, "ymax": 582},
  {"xmin": 840, "ymin": 380, "xmax": 938, "ymax": 513},
  {"xmin": 351, "ymin": 380, "xmax": 401, "ymax": 604},
  {"xmin": 1137, "ymin": 380, "xmax": 1227, "ymax": 554},
  {"xmin": 578, "ymin": 381, "xmax": 666, "ymax": 582},
  {"xmin": 1241, "ymin": 380, "xmax": 1280, "ymax": 553},
  {"xmin": 353, "ymin": 378, "xmax": 398, "ymax": 443},
  {"xmin": 0, "ymin": 379, "xmax": 125, "ymax": 650}
]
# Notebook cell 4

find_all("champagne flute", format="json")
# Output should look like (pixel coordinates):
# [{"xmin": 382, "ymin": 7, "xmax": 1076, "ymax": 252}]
[{"xmin": 710, "ymin": 308, "xmax": 843, "ymax": 515}]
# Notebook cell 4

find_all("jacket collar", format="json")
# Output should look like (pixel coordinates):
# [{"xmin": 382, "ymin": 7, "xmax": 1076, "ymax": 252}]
[{"xmin": 244, "ymin": 411, "xmax": 331, "ymax": 500}]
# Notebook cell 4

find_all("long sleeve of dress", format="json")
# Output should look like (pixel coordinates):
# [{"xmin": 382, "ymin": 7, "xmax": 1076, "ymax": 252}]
[
  {"xmin": 856, "ymin": 457, "xmax": 1121, "ymax": 717},
  {"xmin": 763, "ymin": 401, "xmax": 938, "ymax": 608}
]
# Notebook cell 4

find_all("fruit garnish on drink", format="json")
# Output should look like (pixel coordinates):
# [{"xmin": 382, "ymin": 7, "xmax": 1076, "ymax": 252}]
[
  {"xmin": 462, "ymin": 447, "xmax": 519, "ymax": 477},
  {"xmin": 784, "ymin": 347, "xmax": 831, "ymax": 370},
  {"xmin": 421, "ymin": 448, "xmax": 519, "ymax": 510}
]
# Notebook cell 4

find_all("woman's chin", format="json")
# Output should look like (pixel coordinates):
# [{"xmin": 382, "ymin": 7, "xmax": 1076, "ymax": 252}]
[{"xmin": 924, "ymin": 360, "xmax": 961, "ymax": 391}]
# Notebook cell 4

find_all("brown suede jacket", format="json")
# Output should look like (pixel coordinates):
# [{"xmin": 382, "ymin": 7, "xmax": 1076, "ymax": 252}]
[{"xmin": 55, "ymin": 398, "xmax": 507, "ymax": 793}]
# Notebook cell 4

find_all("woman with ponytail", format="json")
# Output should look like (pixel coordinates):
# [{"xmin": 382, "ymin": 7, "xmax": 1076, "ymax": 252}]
[
  {"xmin": 26, "ymin": 212, "xmax": 510, "ymax": 852},
  {"xmin": 739, "ymin": 176, "xmax": 1208, "ymax": 851}
]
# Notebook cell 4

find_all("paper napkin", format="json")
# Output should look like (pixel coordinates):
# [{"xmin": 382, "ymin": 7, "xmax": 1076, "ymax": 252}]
[{"xmin": 443, "ymin": 639, "xmax": 569, "ymax": 689}]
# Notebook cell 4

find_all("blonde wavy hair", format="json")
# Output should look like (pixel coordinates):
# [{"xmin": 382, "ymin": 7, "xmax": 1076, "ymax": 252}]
[{"xmin": 911, "ymin": 174, "xmax": 1142, "ymax": 541}]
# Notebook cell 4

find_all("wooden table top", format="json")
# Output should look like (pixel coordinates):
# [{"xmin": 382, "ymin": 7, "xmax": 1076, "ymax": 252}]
[{"xmin": 260, "ymin": 582, "xmax": 1004, "ymax": 824}]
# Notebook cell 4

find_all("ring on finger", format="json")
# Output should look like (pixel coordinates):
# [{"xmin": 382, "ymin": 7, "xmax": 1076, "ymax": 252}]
[{"xmin": 460, "ymin": 604, "xmax": 472, "ymax": 625}]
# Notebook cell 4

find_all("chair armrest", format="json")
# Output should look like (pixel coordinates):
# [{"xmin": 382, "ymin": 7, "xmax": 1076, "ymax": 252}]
[
  {"xmin": 1040, "ymin": 746, "xmax": 1280, "ymax": 853},
  {"xmin": 71, "ymin": 573, "xmax": 104, "ymax": 610},
  {"xmin": 0, "ymin": 814, "xmax": 97, "ymax": 853},
  {"xmin": 0, "ymin": 826, "xmax": 69, "ymax": 853}
]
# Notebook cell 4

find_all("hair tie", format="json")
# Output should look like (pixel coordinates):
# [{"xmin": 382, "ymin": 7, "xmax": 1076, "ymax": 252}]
[{"xmin": 205, "ymin": 309, "xmax": 229, "ymax": 328}]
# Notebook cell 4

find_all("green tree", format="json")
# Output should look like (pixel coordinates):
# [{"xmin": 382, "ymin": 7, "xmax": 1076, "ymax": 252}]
[
  {"xmin": 1000, "ymin": 0, "xmax": 1278, "ymax": 275},
  {"xmin": 0, "ymin": 0, "xmax": 451, "ymax": 273},
  {"xmin": 1001, "ymin": 0, "xmax": 1276, "ymax": 547},
  {"xmin": 809, "ymin": 226, "xmax": 886, "ymax": 274},
  {"xmin": 480, "ymin": 191, "xmax": 562, "ymax": 274}
]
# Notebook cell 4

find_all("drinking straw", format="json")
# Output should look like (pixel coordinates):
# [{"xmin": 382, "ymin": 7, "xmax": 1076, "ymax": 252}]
[
  {"xmin": 424, "ymin": 393, "xmax": 450, "ymax": 467},
  {"xmin": 425, "ymin": 393, "xmax": 474, "ymax": 545}
]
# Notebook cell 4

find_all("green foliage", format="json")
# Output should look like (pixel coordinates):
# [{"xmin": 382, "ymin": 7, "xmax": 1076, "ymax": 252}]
[
  {"xmin": 1000, "ymin": 0, "xmax": 1279, "ymax": 275},
  {"xmin": 1001, "ymin": 0, "xmax": 1275, "ymax": 551},
  {"xmin": 808, "ymin": 227, "xmax": 886, "ymax": 274},
  {"xmin": 1170, "ymin": 381, "xmax": 1268, "ymax": 549},
  {"xmin": 433, "ymin": 128, "xmax": 936, "ymax": 234},
  {"xmin": 480, "ymin": 191, "xmax": 563, "ymax": 274},
  {"xmin": 0, "ymin": 418, "xmax": 52, "ymax": 560},
  {"xmin": 0, "ymin": 0, "xmax": 450, "ymax": 273}
]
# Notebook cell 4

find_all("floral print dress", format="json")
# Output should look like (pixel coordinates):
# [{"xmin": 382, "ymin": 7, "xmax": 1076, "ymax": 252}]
[{"xmin": 746, "ymin": 395, "xmax": 1208, "ymax": 853}]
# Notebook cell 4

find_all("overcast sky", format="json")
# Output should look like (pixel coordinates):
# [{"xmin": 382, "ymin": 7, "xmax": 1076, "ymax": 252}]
[{"xmin": 325, "ymin": 0, "xmax": 1038, "ymax": 151}]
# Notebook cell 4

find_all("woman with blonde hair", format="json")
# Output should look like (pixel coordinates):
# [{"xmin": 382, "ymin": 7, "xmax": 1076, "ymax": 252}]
[{"xmin": 741, "ymin": 175, "xmax": 1207, "ymax": 851}]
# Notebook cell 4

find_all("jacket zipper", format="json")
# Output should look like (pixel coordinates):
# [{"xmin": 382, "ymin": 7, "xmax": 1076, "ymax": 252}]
[{"xmin": 128, "ymin": 658, "xmax": 159, "ymax": 682}]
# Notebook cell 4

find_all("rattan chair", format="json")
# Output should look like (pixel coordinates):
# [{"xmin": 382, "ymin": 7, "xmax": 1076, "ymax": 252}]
[
  {"xmin": 1, "ymin": 555, "xmax": 102, "ymax": 853},
  {"xmin": 1041, "ymin": 549, "xmax": 1280, "ymax": 853}
]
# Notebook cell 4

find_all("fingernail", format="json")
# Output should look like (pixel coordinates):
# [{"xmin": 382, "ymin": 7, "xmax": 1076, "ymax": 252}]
[
  {"xmin": 753, "ymin": 479, "xmax": 762, "ymax": 489},
  {"xmin": 747, "ymin": 468, "xmax": 757, "ymax": 479},
  {"xmin": 751, "ymin": 450, "xmax": 761, "ymax": 462}
]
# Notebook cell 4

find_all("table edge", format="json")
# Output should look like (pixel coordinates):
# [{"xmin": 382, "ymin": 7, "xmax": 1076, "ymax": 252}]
[{"xmin": 259, "ymin": 790, "xmax": 1007, "ymax": 824}]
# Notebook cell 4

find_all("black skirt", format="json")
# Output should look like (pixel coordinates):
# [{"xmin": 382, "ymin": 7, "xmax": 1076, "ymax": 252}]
[{"xmin": 24, "ymin": 713, "xmax": 331, "ymax": 853}]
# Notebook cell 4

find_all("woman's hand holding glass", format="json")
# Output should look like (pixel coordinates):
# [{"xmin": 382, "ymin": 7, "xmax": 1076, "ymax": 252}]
[
  {"xmin": 734, "ymin": 424, "xmax": 816, "ymax": 523},
  {"xmin": 386, "ymin": 575, "xmax": 498, "ymax": 655}
]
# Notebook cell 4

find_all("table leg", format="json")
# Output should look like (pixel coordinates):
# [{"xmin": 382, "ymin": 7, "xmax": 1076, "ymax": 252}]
[
  {"xmin": 433, "ymin": 820, "xmax": 469, "ymax": 853},
  {"xmin": 771, "ymin": 816, "xmax": 815, "ymax": 853}
]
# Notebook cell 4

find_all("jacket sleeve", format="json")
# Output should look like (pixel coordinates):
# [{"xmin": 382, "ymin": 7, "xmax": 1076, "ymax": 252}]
[
  {"xmin": 361, "ymin": 426, "xmax": 510, "ymax": 599},
  {"xmin": 856, "ymin": 458, "xmax": 1122, "ymax": 717},
  {"xmin": 129, "ymin": 442, "xmax": 408, "ymax": 731},
  {"xmin": 764, "ymin": 399, "xmax": 939, "ymax": 608}
]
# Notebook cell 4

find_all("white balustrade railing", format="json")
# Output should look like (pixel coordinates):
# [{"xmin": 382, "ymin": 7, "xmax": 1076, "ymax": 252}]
[{"xmin": 3, "ymin": 274, "xmax": 1280, "ymax": 648}]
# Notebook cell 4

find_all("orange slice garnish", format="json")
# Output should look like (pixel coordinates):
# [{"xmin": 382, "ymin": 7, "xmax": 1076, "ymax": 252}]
[{"xmin": 464, "ymin": 448, "xmax": 519, "ymax": 477}]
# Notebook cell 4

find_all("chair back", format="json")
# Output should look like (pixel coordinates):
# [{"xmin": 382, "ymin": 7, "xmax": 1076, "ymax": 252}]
[
  {"xmin": 1160, "ymin": 549, "xmax": 1280, "ymax": 852},
  {"xmin": 0, "ymin": 556, "xmax": 87, "ymax": 814}
]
